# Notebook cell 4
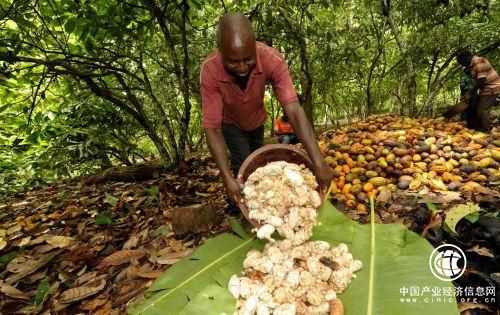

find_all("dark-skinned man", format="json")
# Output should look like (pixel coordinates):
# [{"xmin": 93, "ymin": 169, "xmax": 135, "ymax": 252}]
[
  {"xmin": 447, "ymin": 50, "xmax": 500, "ymax": 131},
  {"xmin": 200, "ymin": 13, "xmax": 333, "ymax": 213}
]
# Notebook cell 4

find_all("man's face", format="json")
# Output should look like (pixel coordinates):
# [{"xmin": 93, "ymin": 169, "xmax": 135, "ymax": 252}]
[{"xmin": 221, "ymin": 39, "xmax": 256, "ymax": 78}]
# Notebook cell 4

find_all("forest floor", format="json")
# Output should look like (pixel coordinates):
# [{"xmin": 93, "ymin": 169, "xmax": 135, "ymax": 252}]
[{"xmin": 0, "ymin": 115, "xmax": 499, "ymax": 315}]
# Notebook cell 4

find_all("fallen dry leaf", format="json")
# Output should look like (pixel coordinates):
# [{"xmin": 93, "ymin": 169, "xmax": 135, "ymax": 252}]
[
  {"xmin": 6, "ymin": 255, "xmax": 31, "ymax": 273},
  {"xmin": 97, "ymin": 249, "xmax": 146, "ymax": 269},
  {"xmin": 0, "ymin": 281, "xmax": 30, "ymax": 300},
  {"xmin": 80, "ymin": 293, "xmax": 109, "ymax": 311},
  {"xmin": 18, "ymin": 236, "xmax": 31, "ymax": 247},
  {"xmin": 151, "ymin": 248, "xmax": 193, "ymax": 265},
  {"xmin": 458, "ymin": 302, "xmax": 491, "ymax": 312},
  {"xmin": 45, "ymin": 235, "xmax": 74, "ymax": 248},
  {"xmin": 122, "ymin": 234, "xmax": 140, "ymax": 250},
  {"xmin": 127, "ymin": 266, "xmax": 163, "ymax": 279},
  {"xmin": 0, "ymin": 237, "xmax": 6, "ymax": 251},
  {"xmin": 74, "ymin": 271, "xmax": 99, "ymax": 286},
  {"xmin": 59, "ymin": 278, "xmax": 106, "ymax": 304},
  {"xmin": 93, "ymin": 300, "xmax": 113, "ymax": 315},
  {"xmin": 6, "ymin": 250, "xmax": 62, "ymax": 284},
  {"xmin": 466, "ymin": 245, "xmax": 494, "ymax": 258}
]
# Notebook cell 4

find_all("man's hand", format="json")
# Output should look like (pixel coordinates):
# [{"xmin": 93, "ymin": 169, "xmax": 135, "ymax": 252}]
[
  {"xmin": 283, "ymin": 102, "xmax": 334, "ymax": 190},
  {"xmin": 313, "ymin": 161, "xmax": 334, "ymax": 191},
  {"xmin": 224, "ymin": 175, "xmax": 243, "ymax": 204},
  {"xmin": 205, "ymin": 128, "xmax": 243, "ymax": 203}
]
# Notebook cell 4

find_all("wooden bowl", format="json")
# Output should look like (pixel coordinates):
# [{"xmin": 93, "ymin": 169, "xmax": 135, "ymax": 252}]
[{"xmin": 237, "ymin": 144, "xmax": 324, "ymax": 228}]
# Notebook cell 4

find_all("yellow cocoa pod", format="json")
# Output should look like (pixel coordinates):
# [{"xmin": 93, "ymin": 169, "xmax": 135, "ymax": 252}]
[
  {"xmin": 361, "ymin": 138, "xmax": 373, "ymax": 145},
  {"xmin": 409, "ymin": 178, "xmax": 422, "ymax": 190},
  {"xmin": 365, "ymin": 147, "xmax": 375, "ymax": 155},
  {"xmin": 369, "ymin": 177, "xmax": 387, "ymax": 187},
  {"xmin": 478, "ymin": 157, "xmax": 494, "ymax": 168},
  {"xmin": 386, "ymin": 153, "xmax": 396, "ymax": 163},
  {"xmin": 377, "ymin": 158, "xmax": 388, "ymax": 168},
  {"xmin": 325, "ymin": 156, "xmax": 337, "ymax": 166},
  {"xmin": 351, "ymin": 183, "xmax": 362, "ymax": 194},
  {"xmin": 459, "ymin": 158, "xmax": 469, "ymax": 165},
  {"xmin": 342, "ymin": 183, "xmax": 352, "ymax": 195},
  {"xmin": 363, "ymin": 182, "xmax": 375, "ymax": 193},
  {"xmin": 442, "ymin": 172, "xmax": 454, "ymax": 183},
  {"xmin": 431, "ymin": 164, "xmax": 447, "ymax": 174},
  {"xmin": 351, "ymin": 167, "xmax": 365, "ymax": 175},
  {"xmin": 491, "ymin": 149, "xmax": 500, "ymax": 162},
  {"xmin": 469, "ymin": 173, "xmax": 487, "ymax": 182},
  {"xmin": 415, "ymin": 162, "xmax": 428, "ymax": 171}
]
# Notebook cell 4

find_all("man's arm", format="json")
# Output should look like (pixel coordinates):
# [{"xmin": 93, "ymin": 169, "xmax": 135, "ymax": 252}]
[
  {"xmin": 470, "ymin": 57, "xmax": 488, "ymax": 91},
  {"xmin": 205, "ymin": 128, "xmax": 242, "ymax": 203},
  {"xmin": 268, "ymin": 49, "xmax": 333, "ymax": 189},
  {"xmin": 205, "ymin": 128, "xmax": 232, "ymax": 179},
  {"xmin": 200, "ymin": 63, "xmax": 242, "ymax": 204},
  {"xmin": 284, "ymin": 102, "xmax": 333, "ymax": 189}
]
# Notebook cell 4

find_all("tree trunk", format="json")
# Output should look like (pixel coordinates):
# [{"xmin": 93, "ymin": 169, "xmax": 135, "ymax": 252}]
[
  {"xmin": 386, "ymin": 15, "xmax": 417, "ymax": 116},
  {"xmin": 367, "ymin": 49, "xmax": 383, "ymax": 114},
  {"xmin": 278, "ymin": 8, "xmax": 314, "ymax": 125},
  {"xmin": 177, "ymin": 0, "xmax": 192, "ymax": 164}
]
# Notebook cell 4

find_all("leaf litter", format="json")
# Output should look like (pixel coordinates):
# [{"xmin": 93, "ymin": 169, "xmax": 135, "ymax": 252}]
[{"xmin": 0, "ymin": 156, "xmax": 229, "ymax": 314}]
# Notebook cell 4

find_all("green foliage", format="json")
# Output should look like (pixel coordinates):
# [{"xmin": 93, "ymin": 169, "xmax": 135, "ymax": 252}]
[
  {"xmin": 95, "ymin": 212, "xmax": 113, "ymax": 225},
  {"xmin": 0, "ymin": 250, "xmax": 18, "ymax": 271},
  {"xmin": 128, "ymin": 232, "xmax": 263, "ymax": 315},
  {"xmin": 33, "ymin": 277, "xmax": 50, "ymax": 306},
  {"xmin": 1, "ymin": 0, "xmax": 499, "ymax": 195},
  {"xmin": 129, "ymin": 201, "xmax": 458, "ymax": 315},
  {"xmin": 445, "ymin": 202, "xmax": 481, "ymax": 233}
]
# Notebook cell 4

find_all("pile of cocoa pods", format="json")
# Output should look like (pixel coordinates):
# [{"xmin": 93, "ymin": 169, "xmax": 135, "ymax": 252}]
[{"xmin": 318, "ymin": 115, "xmax": 500, "ymax": 213}]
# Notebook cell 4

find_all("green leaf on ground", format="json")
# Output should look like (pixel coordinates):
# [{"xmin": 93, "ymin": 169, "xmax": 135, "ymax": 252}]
[
  {"xmin": 104, "ymin": 193, "xmax": 118, "ymax": 206},
  {"xmin": 0, "ymin": 251, "xmax": 18, "ymax": 270},
  {"xmin": 445, "ymin": 202, "xmax": 481, "ymax": 233},
  {"xmin": 128, "ymin": 201, "xmax": 459, "ymax": 315},
  {"xmin": 34, "ymin": 277, "xmax": 50, "ymax": 305},
  {"xmin": 95, "ymin": 212, "xmax": 113, "ymax": 225}
]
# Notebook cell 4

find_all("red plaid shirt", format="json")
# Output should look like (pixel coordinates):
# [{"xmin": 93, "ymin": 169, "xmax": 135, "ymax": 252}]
[{"xmin": 470, "ymin": 56, "xmax": 500, "ymax": 96}]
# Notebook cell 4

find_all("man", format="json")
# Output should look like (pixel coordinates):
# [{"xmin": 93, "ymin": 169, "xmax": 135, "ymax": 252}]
[
  {"xmin": 200, "ymin": 13, "xmax": 333, "ymax": 209},
  {"xmin": 443, "ymin": 68, "xmax": 479, "ymax": 128},
  {"xmin": 451, "ymin": 50, "xmax": 500, "ymax": 131},
  {"xmin": 274, "ymin": 114, "xmax": 299, "ymax": 144}
]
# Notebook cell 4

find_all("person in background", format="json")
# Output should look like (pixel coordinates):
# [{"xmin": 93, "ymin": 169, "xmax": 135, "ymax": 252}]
[
  {"xmin": 443, "ymin": 68, "xmax": 479, "ymax": 128},
  {"xmin": 274, "ymin": 114, "xmax": 299, "ymax": 144},
  {"xmin": 448, "ymin": 50, "xmax": 500, "ymax": 131},
  {"xmin": 200, "ymin": 13, "xmax": 333, "ymax": 213}
]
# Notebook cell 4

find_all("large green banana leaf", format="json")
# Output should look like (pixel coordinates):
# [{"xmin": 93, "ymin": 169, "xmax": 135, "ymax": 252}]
[{"xmin": 129, "ymin": 201, "xmax": 459, "ymax": 315}]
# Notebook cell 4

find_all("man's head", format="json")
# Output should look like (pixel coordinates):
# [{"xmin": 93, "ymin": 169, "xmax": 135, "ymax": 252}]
[
  {"xmin": 456, "ymin": 50, "xmax": 473, "ymax": 68},
  {"xmin": 217, "ymin": 13, "xmax": 256, "ymax": 78}
]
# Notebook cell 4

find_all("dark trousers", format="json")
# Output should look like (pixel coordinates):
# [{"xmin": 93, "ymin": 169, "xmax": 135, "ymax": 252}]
[
  {"xmin": 476, "ymin": 95, "xmax": 498, "ymax": 131},
  {"xmin": 278, "ymin": 133, "xmax": 299, "ymax": 145},
  {"xmin": 222, "ymin": 124, "xmax": 264, "ymax": 176},
  {"xmin": 467, "ymin": 95, "xmax": 498, "ymax": 131}
]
